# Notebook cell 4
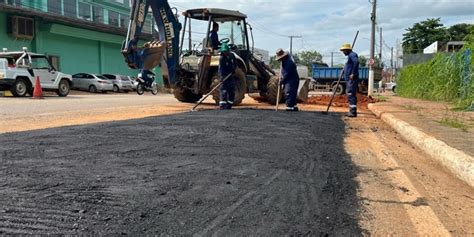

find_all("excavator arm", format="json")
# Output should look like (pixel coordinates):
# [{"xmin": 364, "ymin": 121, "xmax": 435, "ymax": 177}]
[{"xmin": 121, "ymin": 0, "xmax": 182, "ymax": 85}]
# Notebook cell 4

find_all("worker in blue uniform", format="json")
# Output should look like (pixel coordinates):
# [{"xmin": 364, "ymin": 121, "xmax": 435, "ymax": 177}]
[
  {"xmin": 340, "ymin": 43, "xmax": 359, "ymax": 117},
  {"xmin": 275, "ymin": 48, "xmax": 299, "ymax": 111},
  {"xmin": 218, "ymin": 43, "xmax": 236, "ymax": 109},
  {"xmin": 209, "ymin": 22, "xmax": 220, "ymax": 51}
]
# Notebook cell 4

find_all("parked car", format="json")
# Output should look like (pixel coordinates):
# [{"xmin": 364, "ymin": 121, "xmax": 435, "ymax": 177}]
[
  {"xmin": 0, "ymin": 48, "xmax": 72, "ymax": 97},
  {"xmin": 102, "ymin": 74, "xmax": 135, "ymax": 93},
  {"xmin": 71, "ymin": 73, "xmax": 113, "ymax": 93},
  {"xmin": 385, "ymin": 82, "xmax": 397, "ymax": 93},
  {"xmin": 130, "ymin": 76, "xmax": 138, "ymax": 91}
]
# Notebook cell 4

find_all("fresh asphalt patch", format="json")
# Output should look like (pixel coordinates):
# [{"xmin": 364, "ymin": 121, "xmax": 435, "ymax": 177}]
[{"xmin": 0, "ymin": 109, "xmax": 363, "ymax": 235}]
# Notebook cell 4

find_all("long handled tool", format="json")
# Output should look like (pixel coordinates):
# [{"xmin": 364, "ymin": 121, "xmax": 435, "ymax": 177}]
[
  {"xmin": 322, "ymin": 30, "xmax": 359, "ymax": 115},
  {"xmin": 191, "ymin": 73, "xmax": 233, "ymax": 111},
  {"xmin": 275, "ymin": 64, "xmax": 283, "ymax": 111},
  {"xmin": 321, "ymin": 70, "xmax": 344, "ymax": 115}
]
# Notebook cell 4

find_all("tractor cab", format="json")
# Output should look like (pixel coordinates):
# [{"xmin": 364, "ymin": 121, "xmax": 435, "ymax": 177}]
[{"xmin": 179, "ymin": 8, "xmax": 251, "ymax": 73}]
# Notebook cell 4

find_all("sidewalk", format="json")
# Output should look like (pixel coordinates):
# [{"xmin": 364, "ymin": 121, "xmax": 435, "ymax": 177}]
[{"xmin": 368, "ymin": 94, "xmax": 474, "ymax": 187}]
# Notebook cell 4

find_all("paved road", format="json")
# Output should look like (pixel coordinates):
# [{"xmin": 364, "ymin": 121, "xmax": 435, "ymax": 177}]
[
  {"xmin": 0, "ymin": 94, "xmax": 473, "ymax": 235},
  {"xmin": 0, "ymin": 93, "xmax": 178, "ymax": 118}
]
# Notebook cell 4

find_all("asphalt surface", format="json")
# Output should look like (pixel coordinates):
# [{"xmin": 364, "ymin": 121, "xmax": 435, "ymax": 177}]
[{"xmin": 0, "ymin": 109, "xmax": 362, "ymax": 235}]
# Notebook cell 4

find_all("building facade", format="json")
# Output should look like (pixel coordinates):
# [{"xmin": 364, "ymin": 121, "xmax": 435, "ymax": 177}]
[{"xmin": 0, "ymin": 0, "xmax": 158, "ymax": 77}]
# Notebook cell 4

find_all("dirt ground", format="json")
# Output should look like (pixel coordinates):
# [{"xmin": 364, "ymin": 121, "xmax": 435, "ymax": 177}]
[
  {"xmin": 0, "ymin": 94, "xmax": 473, "ymax": 235},
  {"xmin": 305, "ymin": 94, "xmax": 380, "ymax": 109}
]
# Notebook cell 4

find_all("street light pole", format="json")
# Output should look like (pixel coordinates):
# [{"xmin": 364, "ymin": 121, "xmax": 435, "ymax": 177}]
[{"xmin": 368, "ymin": 0, "xmax": 377, "ymax": 96}]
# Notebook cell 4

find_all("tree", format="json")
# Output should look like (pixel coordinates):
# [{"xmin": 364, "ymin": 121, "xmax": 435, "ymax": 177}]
[
  {"xmin": 269, "ymin": 50, "xmax": 324, "ymax": 71},
  {"xmin": 269, "ymin": 56, "xmax": 280, "ymax": 69},
  {"xmin": 447, "ymin": 23, "xmax": 473, "ymax": 41},
  {"xmin": 293, "ymin": 50, "xmax": 323, "ymax": 71},
  {"xmin": 359, "ymin": 55, "xmax": 367, "ymax": 67},
  {"xmin": 296, "ymin": 50, "xmax": 322, "ymax": 67},
  {"xmin": 402, "ymin": 18, "xmax": 448, "ymax": 54}
]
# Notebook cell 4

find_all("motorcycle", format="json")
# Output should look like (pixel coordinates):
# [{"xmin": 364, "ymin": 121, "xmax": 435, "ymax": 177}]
[{"xmin": 135, "ymin": 77, "xmax": 159, "ymax": 95}]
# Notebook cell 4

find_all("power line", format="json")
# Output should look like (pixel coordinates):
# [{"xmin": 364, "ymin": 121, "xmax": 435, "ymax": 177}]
[
  {"xmin": 247, "ymin": 17, "xmax": 288, "ymax": 38},
  {"xmin": 288, "ymin": 35, "xmax": 302, "ymax": 56}
]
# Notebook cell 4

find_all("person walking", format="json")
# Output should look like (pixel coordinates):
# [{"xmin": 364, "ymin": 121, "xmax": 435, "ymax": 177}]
[
  {"xmin": 218, "ymin": 43, "xmax": 236, "ymax": 109},
  {"xmin": 340, "ymin": 43, "xmax": 359, "ymax": 117},
  {"xmin": 275, "ymin": 48, "xmax": 299, "ymax": 111}
]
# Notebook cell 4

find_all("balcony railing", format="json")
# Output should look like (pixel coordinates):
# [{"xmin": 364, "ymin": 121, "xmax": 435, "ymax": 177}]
[{"xmin": 0, "ymin": 0, "xmax": 153, "ymax": 34}]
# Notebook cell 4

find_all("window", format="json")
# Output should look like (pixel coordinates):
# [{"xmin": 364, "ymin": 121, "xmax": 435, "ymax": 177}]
[
  {"xmin": 73, "ymin": 73, "xmax": 84, "ymax": 78},
  {"xmin": 114, "ymin": 0, "xmax": 124, "ymax": 4},
  {"xmin": 6, "ymin": 0, "xmax": 21, "ymax": 6},
  {"xmin": 48, "ymin": 0, "xmax": 62, "ymax": 15},
  {"xmin": 78, "ymin": 2, "xmax": 91, "ymax": 20},
  {"xmin": 48, "ymin": 55, "xmax": 60, "ymax": 71},
  {"xmin": 119, "ymin": 14, "xmax": 126, "ymax": 28},
  {"xmin": 93, "ymin": 5, "xmax": 103, "ymax": 23},
  {"xmin": 8, "ymin": 16, "xmax": 35, "ymax": 39},
  {"xmin": 31, "ymin": 57, "xmax": 51, "ymax": 69},
  {"xmin": 63, "ymin": 0, "xmax": 76, "ymax": 18},
  {"xmin": 142, "ymin": 20, "xmax": 151, "ymax": 34},
  {"xmin": 108, "ymin": 10, "xmax": 119, "ymax": 27}
]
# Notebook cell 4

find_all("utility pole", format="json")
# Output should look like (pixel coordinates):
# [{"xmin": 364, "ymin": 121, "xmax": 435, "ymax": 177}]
[
  {"xmin": 368, "ymin": 0, "xmax": 377, "ymax": 96},
  {"xmin": 289, "ymin": 35, "xmax": 302, "ymax": 56},
  {"xmin": 390, "ymin": 47, "xmax": 393, "ymax": 68},
  {"xmin": 331, "ymin": 52, "xmax": 334, "ymax": 67},
  {"xmin": 390, "ymin": 47, "xmax": 394, "ymax": 81},
  {"xmin": 379, "ymin": 27, "xmax": 382, "ymax": 61}
]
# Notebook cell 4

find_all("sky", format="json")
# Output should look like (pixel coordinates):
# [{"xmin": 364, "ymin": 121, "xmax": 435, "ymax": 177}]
[{"xmin": 167, "ymin": 0, "xmax": 474, "ymax": 66}]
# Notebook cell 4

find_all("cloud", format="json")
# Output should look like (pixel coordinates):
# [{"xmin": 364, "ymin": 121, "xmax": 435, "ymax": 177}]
[{"xmin": 170, "ymin": 0, "xmax": 474, "ymax": 65}]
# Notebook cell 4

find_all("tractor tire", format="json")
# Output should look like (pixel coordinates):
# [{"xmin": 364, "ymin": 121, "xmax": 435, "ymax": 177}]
[
  {"xmin": 173, "ymin": 86, "xmax": 202, "ymax": 103},
  {"xmin": 264, "ymin": 75, "xmax": 283, "ymax": 105},
  {"xmin": 211, "ymin": 68, "xmax": 246, "ymax": 106}
]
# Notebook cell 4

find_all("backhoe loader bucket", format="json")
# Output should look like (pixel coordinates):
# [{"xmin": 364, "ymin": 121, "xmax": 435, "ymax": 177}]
[
  {"xmin": 297, "ymin": 78, "xmax": 310, "ymax": 102},
  {"xmin": 142, "ymin": 40, "xmax": 166, "ymax": 70}
]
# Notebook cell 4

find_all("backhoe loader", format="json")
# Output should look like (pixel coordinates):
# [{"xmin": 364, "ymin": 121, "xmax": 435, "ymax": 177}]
[{"xmin": 121, "ymin": 0, "xmax": 309, "ymax": 105}]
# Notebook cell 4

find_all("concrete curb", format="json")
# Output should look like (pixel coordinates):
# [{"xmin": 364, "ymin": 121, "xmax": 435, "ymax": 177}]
[{"xmin": 368, "ymin": 103, "xmax": 474, "ymax": 188}]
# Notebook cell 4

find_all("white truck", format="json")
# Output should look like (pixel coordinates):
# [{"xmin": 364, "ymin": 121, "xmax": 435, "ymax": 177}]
[{"xmin": 0, "ymin": 48, "xmax": 72, "ymax": 97}]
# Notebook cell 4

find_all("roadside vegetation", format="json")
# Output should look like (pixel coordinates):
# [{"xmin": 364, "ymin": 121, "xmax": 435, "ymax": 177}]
[{"xmin": 397, "ymin": 20, "xmax": 473, "ymax": 110}]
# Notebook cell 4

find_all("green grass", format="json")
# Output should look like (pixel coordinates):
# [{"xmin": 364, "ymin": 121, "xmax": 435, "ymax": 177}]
[
  {"xmin": 397, "ymin": 30, "xmax": 474, "ymax": 110},
  {"xmin": 374, "ymin": 95, "xmax": 389, "ymax": 102},
  {"xmin": 402, "ymin": 104, "xmax": 421, "ymax": 111},
  {"xmin": 437, "ymin": 117, "xmax": 469, "ymax": 132}
]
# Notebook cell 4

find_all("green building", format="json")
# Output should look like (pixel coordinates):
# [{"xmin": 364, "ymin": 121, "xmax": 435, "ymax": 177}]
[{"xmin": 0, "ymin": 0, "xmax": 161, "ymax": 79}]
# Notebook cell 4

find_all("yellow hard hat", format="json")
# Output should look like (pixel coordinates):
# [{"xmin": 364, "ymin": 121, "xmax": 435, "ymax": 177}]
[{"xmin": 340, "ymin": 43, "xmax": 352, "ymax": 51}]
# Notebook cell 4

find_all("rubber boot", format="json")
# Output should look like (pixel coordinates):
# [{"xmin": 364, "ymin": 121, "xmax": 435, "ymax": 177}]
[{"xmin": 347, "ymin": 108, "xmax": 357, "ymax": 117}]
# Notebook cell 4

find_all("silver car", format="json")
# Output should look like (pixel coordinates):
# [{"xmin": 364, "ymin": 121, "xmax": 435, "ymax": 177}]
[
  {"xmin": 71, "ymin": 73, "xmax": 113, "ymax": 93},
  {"xmin": 102, "ymin": 74, "xmax": 134, "ymax": 92}
]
